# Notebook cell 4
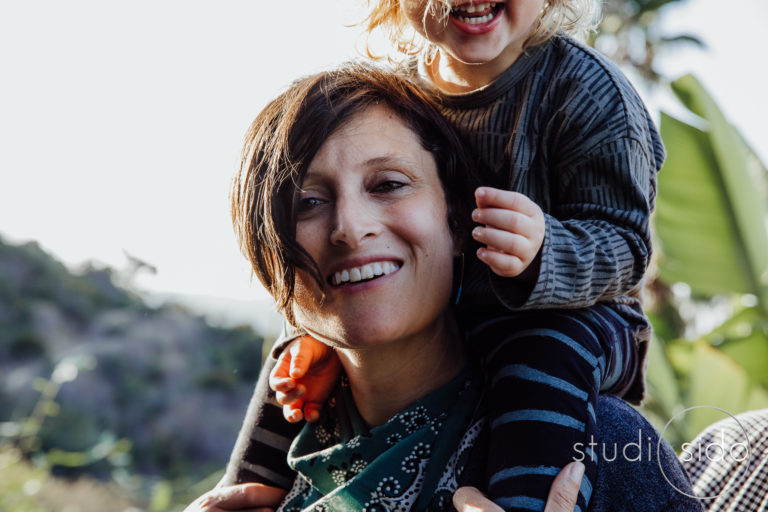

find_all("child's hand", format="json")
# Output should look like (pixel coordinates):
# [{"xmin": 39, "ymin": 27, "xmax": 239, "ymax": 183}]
[
  {"xmin": 269, "ymin": 335, "xmax": 341, "ymax": 423},
  {"xmin": 472, "ymin": 186, "xmax": 545, "ymax": 278}
]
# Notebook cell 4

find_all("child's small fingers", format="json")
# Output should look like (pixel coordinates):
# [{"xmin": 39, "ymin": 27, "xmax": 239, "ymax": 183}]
[
  {"xmin": 275, "ymin": 391, "xmax": 290, "ymax": 405},
  {"xmin": 283, "ymin": 403, "xmax": 304, "ymax": 423},
  {"xmin": 472, "ymin": 226, "xmax": 528, "ymax": 256},
  {"xmin": 303, "ymin": 403, "xmax": 323, "ymax": 423},
  {"xmin": 289, "ymin": 352, "xmax": 309, "ymax": 379},
  {"xmin": 477, "ymin": 248, "xmax": 525, "ymax": 277},
  {"xmin": 475, "ymin": 187, "xmax": 531, "ymax": 211},
  {"xmin": 271, "ymin": 378, "xmax": 296, "ymax": 393},
  {"xmin": 275, "ymin": 385, "xmax": 306, "ymax": 405},
  {"xmin": 473, "ymin": 207, "xmax": 533, "ymax": 235},
  {"xmin": 269, "ymin": 353, "xmax": 294, "ymax": 390}
]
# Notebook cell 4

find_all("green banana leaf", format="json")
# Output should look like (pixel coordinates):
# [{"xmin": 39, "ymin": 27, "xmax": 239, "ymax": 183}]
[
  {"xmin": 643, "ymin": 335, "xmax": 768, "ymax": 446},
  {"xmin": 637, "ymin": 333, "xmax": 684, "ymax": 442},
  {"xmin": 656, "ymin": 75, "xmax": 768, "ymax": 309},
  {"xmin": 684, "ymin": 341, "xmax": 768, "ymax": 441},
  {"xmin": 706, "ymin": 306, "xmax": 768, "ymax": 388}
]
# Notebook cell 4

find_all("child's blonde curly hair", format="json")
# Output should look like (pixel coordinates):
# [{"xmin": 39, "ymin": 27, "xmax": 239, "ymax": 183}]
[{"xmin": 362, "ymin": 0, "xmax": 600, "ymax": 60}]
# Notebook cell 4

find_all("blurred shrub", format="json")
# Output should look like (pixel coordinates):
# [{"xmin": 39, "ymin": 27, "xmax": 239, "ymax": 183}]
[
  {"xmin": 0, "ymin": 236, "xmax": 266, "ymax": 507},
  {"xmin": 0, "ymin": 445, "xmax": 140, "ymax": 512}
]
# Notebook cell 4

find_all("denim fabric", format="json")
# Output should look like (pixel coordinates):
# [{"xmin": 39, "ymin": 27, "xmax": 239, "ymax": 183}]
[{"xmin": 590, "ymin": 395, "xmax": 703, "ymax": 512}]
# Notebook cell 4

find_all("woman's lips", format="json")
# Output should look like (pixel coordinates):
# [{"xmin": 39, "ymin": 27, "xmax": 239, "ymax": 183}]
[
  {"xmin": 450, "ymin": 1, "xmax": 504, "ymax": 35},
  {"xmin": 328, "ymin": 260, "xmax": 401, "ymax": 287}
]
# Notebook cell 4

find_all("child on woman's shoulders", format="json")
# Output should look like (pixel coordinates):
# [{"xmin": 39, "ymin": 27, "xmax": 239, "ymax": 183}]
[{"xmin": 232, "ymin": 1, "xmax": 663, "ymax": 510}]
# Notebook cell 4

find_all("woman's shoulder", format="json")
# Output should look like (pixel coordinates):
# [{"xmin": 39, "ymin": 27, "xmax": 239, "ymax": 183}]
[{"xmin": 588, "ymin": 395, "xmax": 703, "ymax": 511}]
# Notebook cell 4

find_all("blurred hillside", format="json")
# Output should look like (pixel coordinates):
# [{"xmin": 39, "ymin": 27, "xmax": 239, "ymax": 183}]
[{"xmin": 0, "ymin": 235, "xmax": 266, "ymax": 508}]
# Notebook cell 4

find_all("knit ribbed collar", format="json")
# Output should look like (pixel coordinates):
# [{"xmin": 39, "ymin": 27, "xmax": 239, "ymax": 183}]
[{"xmin": 415, "ymin": 38, "xmax": 551, "ymax": 108}]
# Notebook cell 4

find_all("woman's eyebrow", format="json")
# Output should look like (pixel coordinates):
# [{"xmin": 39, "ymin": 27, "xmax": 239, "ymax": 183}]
[{"xmin": 363, "ymin": 155, "xmax": 411, "ymax": 168}]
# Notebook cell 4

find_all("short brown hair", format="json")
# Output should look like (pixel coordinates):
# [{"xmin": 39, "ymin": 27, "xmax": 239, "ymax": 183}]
[{"xmin": 231, "ymin": 62, "xmax": 477, "ymax": 324}]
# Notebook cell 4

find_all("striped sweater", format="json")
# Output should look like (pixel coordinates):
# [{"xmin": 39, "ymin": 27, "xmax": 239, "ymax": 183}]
[{"xmin": 411, "ymin": 35, "xmax": 664, "ymax": 403}]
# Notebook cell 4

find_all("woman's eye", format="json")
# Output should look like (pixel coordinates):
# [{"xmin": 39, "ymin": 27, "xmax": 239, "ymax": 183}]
[
  {"xmin": 296, "ymin": 196, "xmax": 325, "ymax": 212},
  {"xmin": 373, "ymin": 180, "xmax": 406, "ymax": 193}
]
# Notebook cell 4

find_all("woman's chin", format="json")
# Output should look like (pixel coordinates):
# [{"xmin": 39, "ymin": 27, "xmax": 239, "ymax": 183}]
[
  {"xmin": 333, "ymin": 327, "xmax": 400, "ymax": 350},
  {"xmin": 302, "ymin": 318, "xmax": 415, "ymax": 352}
]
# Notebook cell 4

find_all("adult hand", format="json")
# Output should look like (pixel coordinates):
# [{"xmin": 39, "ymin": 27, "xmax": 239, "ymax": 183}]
[
  {"xmin": 453, "ymin": 461, "xmax": 584, "ymax": 512},
  {"xmin": 184, "ymin": 483, "xmax": 287, "ymax": 512},
  {"xmin": 472, "ymin": 186, "xmax": 545, "ymax": 278},
  {"xmin": 543, "ymin": 461, "xmax": 585, "ymax": 512}
]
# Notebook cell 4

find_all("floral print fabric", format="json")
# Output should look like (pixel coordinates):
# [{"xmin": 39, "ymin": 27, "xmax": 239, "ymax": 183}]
[{"xmin": 277, "ymin": 367, "xmax": 484, "ymax": 512}]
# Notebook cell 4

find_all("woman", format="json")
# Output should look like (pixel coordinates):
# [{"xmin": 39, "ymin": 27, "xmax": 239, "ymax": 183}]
[{"xmin": 192, "ymin": 63, "xmax": 701, "ymax": 511}]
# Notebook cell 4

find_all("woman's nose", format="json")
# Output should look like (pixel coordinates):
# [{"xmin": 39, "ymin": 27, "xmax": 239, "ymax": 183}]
[{"xmin": 329, "ymin": 199, "xmax": 381, "ymax": 248}]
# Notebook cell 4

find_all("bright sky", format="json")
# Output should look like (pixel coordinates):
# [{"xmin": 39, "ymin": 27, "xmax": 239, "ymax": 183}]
[{"xmin": 1, "ymin": 0, "xmax": 766, "ymax": 307}]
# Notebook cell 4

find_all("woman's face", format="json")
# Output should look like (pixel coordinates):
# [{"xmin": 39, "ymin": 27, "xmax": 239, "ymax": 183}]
[{"xmin": 291, "ymin": 105, "xmax": 456, "ymax": 349}]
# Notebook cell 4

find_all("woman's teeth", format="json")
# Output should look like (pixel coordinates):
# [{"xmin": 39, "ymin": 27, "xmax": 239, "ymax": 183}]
[
  {"xmin": 332, "ymin": 261, "xmax": 399, "ymax": 286},
  {"xmin": 452, "ymin": 2, "xmax": 498, "ymax": 24}
]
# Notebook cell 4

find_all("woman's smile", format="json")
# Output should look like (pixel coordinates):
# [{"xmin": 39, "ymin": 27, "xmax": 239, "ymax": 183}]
[
  {"xmin": 327, "ymin": 258, "xmax": 401, "ymax": 287},
  {"xmin": 291, "ymin": 105, "xmax": 456, "ymax": 348}
]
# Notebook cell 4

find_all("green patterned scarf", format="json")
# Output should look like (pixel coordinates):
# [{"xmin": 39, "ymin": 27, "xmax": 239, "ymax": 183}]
[{"xmin": 278, "ymin": 366, "xmax": 484, "ymax": 512}]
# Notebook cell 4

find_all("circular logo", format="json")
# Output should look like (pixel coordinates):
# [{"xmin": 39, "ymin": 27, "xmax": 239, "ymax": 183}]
[{"xmin": 658, "ymin": 405, "xmax": 751, "ymax": 500}]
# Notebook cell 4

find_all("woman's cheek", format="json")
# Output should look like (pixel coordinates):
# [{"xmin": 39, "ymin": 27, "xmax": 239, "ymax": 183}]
[{"xmin": 292, "ymin": 269, "xmax": 323, "ymax": 317}]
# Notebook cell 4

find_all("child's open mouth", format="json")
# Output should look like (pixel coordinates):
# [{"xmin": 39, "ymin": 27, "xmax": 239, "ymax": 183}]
[{"xmin": 450, "ymin": 2, "xmax": 505, "ymax": 26}]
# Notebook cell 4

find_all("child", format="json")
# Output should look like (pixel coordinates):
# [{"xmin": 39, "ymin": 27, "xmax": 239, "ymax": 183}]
[{"xmin": 223, "ymin": 1, "xmax": 663, "ymax": 510}]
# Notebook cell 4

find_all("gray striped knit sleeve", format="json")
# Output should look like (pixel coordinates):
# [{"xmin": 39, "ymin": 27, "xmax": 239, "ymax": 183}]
[{"xmin": 491, "ymin": 136, "xmax": 655, "ymax": 309}]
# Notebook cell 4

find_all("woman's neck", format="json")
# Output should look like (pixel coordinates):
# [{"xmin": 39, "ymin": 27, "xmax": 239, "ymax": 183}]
[{"xmin": 336, "ymin": 314, "xmax": 466, "ymax": 427}]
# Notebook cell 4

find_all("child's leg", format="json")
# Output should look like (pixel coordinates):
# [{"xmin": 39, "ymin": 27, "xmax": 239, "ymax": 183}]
[
  {"xmin": 474, "ymin": 304, "xmax": 637, "ymax": 512},
  {"xmin": 219, "ymin": 354, "xmax": 302, "ymax": 488}
]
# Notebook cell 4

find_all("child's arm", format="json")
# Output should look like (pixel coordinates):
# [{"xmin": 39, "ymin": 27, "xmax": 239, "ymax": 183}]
[
  {"xmin": 219, "ymin": 352, "xmax": 301, "ymax": 488},
  {"xmin": 453, "ymin": 461, "xmax": 585, "ymax": 512},
  {"xmin": 473, "ymin": 139, "xmax": 655, "ymax": 311},
  {"xmin": 270, "ymin": 335, "xmax": 341, "ymax": 423}
]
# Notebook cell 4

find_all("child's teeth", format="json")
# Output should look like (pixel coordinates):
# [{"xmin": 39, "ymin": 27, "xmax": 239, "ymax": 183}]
[
  {"xmin": 373, "ymin": 262, "xmax": 383, "ymax": 275},
  {"xmin": 456, "ymin": 2, "xmax": 492, "ymax": 13},
  {"xmin": 454, "ymin": 2, "xmax": 496, "ymax": 23},
  {"xmin": 458, "ymin": 13, "xmax": 494, "ymax": 24},
  {"xmin": 350, "ymin": 268, "xmax": 362, "ymax": 282}
]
